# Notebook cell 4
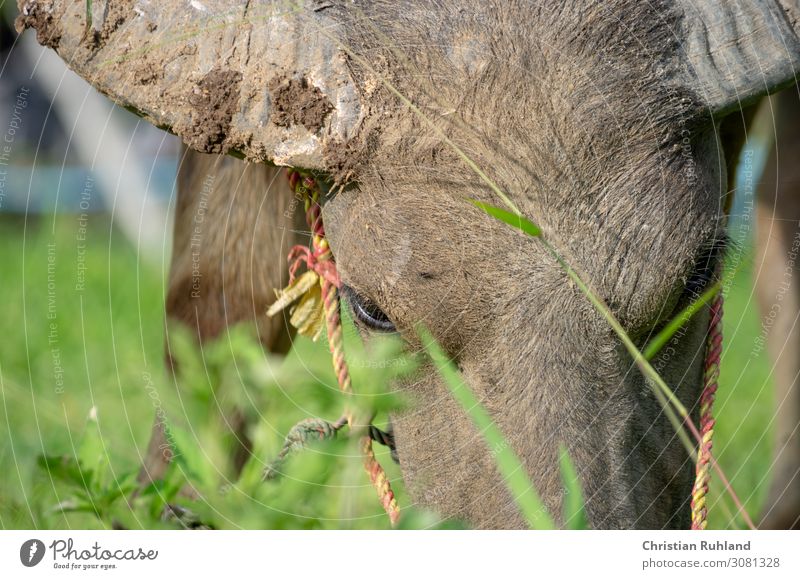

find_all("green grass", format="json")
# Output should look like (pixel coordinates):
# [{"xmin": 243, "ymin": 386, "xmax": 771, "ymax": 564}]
[
  {"xmin": 0, "ymin": 215, "xmax": 166, "ymax": 528},
  {"xmin": 0, "ymin": 214, "xmax": 778, "ymax": 529}
]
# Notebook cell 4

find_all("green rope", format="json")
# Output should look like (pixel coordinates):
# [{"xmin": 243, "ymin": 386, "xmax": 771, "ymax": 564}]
[{"xmin": 263, "ymin": 417, "xmax": 346, "ymax": 480}]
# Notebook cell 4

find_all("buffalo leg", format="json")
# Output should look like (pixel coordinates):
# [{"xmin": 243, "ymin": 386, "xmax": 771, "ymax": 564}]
[
  {"xmin": 139, "ymin": 146, "xmax": 304, "ymax": 485},
  {"xmin": 755, "ymin": 88, "xmax": 800, "ymax": 529}
]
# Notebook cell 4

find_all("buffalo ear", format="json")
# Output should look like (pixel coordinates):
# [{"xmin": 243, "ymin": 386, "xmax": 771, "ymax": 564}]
[
  {"xmin": 16, "ymin": 0, "xmax": 365, "ymax": 171},
  {"xmin": 677, "ymin": 0, "xmax": 800, "ymax": 117}
]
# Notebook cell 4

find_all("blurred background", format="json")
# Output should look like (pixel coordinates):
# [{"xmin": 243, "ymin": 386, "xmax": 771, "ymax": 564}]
[
  {"xmin": 0, "ymin": 1, "xmax": 176, "ymax": 527},
  {"xmin": 0, "ymin": 3, "xmax": 785, "ymax": 529}
]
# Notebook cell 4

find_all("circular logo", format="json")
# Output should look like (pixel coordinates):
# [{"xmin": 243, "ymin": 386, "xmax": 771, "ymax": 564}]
[{"xmin": 19, "ymin": 539, "xmax": 46, "ymax": 567}]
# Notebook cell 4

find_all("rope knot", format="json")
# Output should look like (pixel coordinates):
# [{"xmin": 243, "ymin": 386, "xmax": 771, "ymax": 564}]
[
  {"xmin": 263, "ymin": 417, "xmax": 346, "ymax": 480},
  {"xmin": 263, "ymin": 168, "xmax": 401, "ymax": 526},
  {"xmin": 287, "ymin": 244, "xmax": 340, "ymax": 288}
]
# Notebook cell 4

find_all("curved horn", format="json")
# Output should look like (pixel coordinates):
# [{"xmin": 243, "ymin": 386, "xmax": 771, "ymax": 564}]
[
  {"xmin": 678, "ymin": 0, "xmax": 800, "ymax": 116},
  {"xmin": 15, "ymin": 0, "xmax": 364, "ymax": 170}
]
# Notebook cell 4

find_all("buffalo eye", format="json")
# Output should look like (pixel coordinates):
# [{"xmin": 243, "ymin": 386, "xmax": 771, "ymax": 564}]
[
  {"xmin": 684, "ymin": 235, "xmax": 729, "ymax": 299},
  {"xmin": 341, "ymin": 285, "xmax": 396, "ymax": 332}
]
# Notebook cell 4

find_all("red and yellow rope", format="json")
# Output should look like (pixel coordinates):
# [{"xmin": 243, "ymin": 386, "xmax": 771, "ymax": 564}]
[
  {"xmin": 267, "ymin": 169, "xmax": 400, "ymax": 525},
  {"xmin": 690, "ymin": 293, "xmax": 723, "ymax": 530}
]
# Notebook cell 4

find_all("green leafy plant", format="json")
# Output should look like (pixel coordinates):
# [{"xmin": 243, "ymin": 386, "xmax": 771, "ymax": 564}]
[
  {"xmin": 36, "ymin": 319, "xmax": 433, "ymax": 529},
  {"xmin": 558, "ymin": 445, "xmax": 588, "ymax": 530},
  {"xmin": 37, "ymin": 409, "xmax": 140, "ymax": 527}
]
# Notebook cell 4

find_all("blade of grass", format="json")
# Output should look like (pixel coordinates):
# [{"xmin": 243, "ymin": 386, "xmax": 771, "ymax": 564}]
[
  {"xmin": 644, "ymin": 282, "xmax": 721, "ymax": 360},
  {"xmin": 467, "ymin": 199, "xmax": 541, "ymax": 237},
  {"xmin": 558, "ymin": 445, "xmax": 588, "ymax": 530},
  {"xmin": 417, "ymin": 325, "xmax": 555, "ymax": 530}
]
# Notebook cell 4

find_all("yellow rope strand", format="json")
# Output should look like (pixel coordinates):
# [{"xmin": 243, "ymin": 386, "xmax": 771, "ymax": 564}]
[
  {"xmin": 268, "ymin": 169, "xmax": 400, "ymax": 525},
  {"xmin": 691, "ymin": 293, "xmax": 723, "ymax": 529}
]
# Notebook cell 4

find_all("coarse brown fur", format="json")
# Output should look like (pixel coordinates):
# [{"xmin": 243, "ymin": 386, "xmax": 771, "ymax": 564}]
[{"xmin": 316, "ymin": 0, "xmax": 721, "ymax": 528}]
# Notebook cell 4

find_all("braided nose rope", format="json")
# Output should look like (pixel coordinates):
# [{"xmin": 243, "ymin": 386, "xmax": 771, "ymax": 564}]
[
  {"xmin": 266, "ymin": 169, "xmax": 400, "ymax": 526},
  {"xmin": 690, "ymin": 292, "xmax": 723, "ymax": 530}
]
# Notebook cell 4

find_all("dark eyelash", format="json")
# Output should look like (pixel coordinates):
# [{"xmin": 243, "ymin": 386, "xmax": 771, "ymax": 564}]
[
  {"xmin": 341, "ymin": 285, "xmax": 396, "ymax": 332},
  {"xmin": 684, "ymin": 234, "xmax": 731, "ymax": 298}
]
